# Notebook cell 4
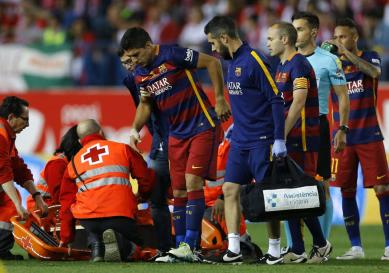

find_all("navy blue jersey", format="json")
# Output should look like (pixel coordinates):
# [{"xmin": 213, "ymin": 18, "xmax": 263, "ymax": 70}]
[
  {"xmin": 226, "ymin": 43, "xmax": 284, "ymax": 149},
  {"xmin": 123, "ymin": 74, "xmax": 169, "ymax": 160}
]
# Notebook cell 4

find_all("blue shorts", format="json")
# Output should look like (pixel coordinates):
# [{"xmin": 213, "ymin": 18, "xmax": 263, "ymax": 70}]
[{"xmin": 224, "ymin": 142, "xmax": 271, "ymax": 185}]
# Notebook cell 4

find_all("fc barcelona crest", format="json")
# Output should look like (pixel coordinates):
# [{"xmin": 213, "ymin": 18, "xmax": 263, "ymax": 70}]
[
  {"xmin": 159, "ymin": 64, "xmax": 167, "ymax": 74},
  {"xmin": 235, "ymin": 67, "xmax": 241, "ymax": 77}
]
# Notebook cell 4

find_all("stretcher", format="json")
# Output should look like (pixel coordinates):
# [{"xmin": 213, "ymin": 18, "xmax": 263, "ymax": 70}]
[{"xmin": 11, "ymin": 205, "xmax": 91, "ymax": 260}]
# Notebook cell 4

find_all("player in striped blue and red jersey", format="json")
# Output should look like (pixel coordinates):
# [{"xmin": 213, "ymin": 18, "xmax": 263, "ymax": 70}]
[
  {"xmin": 267, "ymin": 22, "xmax": 332, "ymax": 263},
  {"xmin": 327, "ymin": 18, "xmax": 389, "ymax": 261},
  {"xmin": 120, "ymin": 27, "xmax": 231, "ymax": 262}
]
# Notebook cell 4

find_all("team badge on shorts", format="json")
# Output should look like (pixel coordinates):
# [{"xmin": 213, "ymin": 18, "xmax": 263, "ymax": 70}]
[{"xmin": 235, "ymin": 67, "xmax": 241, "ymax": 77}]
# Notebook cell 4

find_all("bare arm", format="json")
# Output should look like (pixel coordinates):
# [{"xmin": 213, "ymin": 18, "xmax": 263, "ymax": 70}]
[
  {"xmin": 328, "ymin": 40, "xmax": 381, "ymax": 78},
  {"xmin": 129, "ymin": 96, "xmax": 153, "ymax": 152},
  {"xmin": 342, "ymin": 50, "xmax": 381, "ymax": 78},
  {"xmin": 196, "ymin": 53, "xmax": 225, "ymax": 101},
  {"xmin": 332, "ymin": 84, "xmax": 350, "ymax": 152},
  {"xmin": 285, "ymin": 89, "xmax": 307, "ymax": 138},
  {"xmin": 333, "ymin": 84, "xmax": 350, "ymax": 128},
  {"xmin": 131, "ymin": 96, "xmax": 153, "ymax": 132},
  {"xmin": 196, "ymin": 53, "xmax": 231, "ymax": 122}
]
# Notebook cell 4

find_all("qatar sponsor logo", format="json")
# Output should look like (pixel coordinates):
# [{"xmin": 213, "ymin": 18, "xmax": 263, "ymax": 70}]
[
  {"xmin": 146, "ymin": 77, "xmax": 172, "ymax": 96},
  {"xmin": 347, "ymin": 79, "xmax": 364, "ymax": 94},
  {"xmin": 227, "ymin": 81, "xmax": 243, "ymax": 95}
]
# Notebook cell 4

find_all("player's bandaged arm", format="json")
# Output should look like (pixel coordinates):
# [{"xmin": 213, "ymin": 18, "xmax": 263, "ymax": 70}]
[
  {"xmin": 343, "ymin": 50, "xmax": 381, "ymax": 78},
  {"xmin": 285, "ymin": 77, "xmax": 308, "ymax": 137}
]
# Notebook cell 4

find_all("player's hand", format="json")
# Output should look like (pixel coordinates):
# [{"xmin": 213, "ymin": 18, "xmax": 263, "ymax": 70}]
[
  {"xmin": 129, "ymin": 128, "xmax": 142, "ymax": 153},
  {"xmin": 35, "ymin": 195, "xmax": 49, "ymax": 217},
  {"xmin": 15, "ymin": 204, "xmax": 29, "ymax": 220},
  {"xmin": 211, "ymin": 198, "xmax": 225, "ymax": 222},
  {"xmin": 215, "ymin": 98, "xmax": 231, "ymax": 122},
  {"xmin": 325, "ymin": 39, "xmax": 347, "ymax": 55},
  {"xmin": 333, "ymin": 130, "xmax": 347, "ymax": 153},
  {"xmin": 139, "ymin": 86, "xmax": 151, "ymax": 97}
]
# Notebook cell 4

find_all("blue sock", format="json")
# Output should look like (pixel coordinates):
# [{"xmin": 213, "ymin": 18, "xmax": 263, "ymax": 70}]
[
  {"xmin": 283, "ymin": 221, "xmax": 293, "ymax": 248},
  {"xmin": 319, "ymin": 199, "xmax": 333, "ymax": 239},
  {"xmin": 185, "ymin": 191, "xmax": 205, "ymax": 249},
  {"xmin": 342, "ymin": 196, "xmax": 361, "ymax": 246},
  {"xmin": 304, "ymin": 216, "xmax": 326, "ymax": 247},
  {"xmin": 378, "ymin": 194, "xmax": 389, "ymax": 247},
  {"xmin": 173, "ymin": 205, "xmax": 186, "ymax": 248},
  {"xmin": 288, "ymin": 219, "xmax": 305, "ymax": 254}
]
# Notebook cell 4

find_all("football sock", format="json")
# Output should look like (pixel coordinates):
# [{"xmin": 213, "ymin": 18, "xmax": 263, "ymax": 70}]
[
  {"xmin": 228, "ymin": 233, "xmax": 240, "ymax": 254},
  {"xmin": 319, "ymin": 198, "xmax": 334, "ymax": 239},
  {"xmin": 342, "ymin": 195, "xmax": 362, "ymax": 247},
  {"xmin": 268, "ymin": 238, "xmax": 281, "ymax": 257},
  {"xmin": 173, "ymin": 197, "xmax": 187, "ymax": 247},
  {"xmin": 185, "ymin": 190, "xmax": 205, "ymax": 249},
  {"xmin": 304, "ymin": 216, "xmax": 327, "ymax": 247},
  {"xmin": 288, "ymin": 218, "xmax": 305, "ymax": 254},
  {"xmin": 377, "ymin": 192, "xmax": 389, "ymax": 247},
  {"xmin": 283, "ymin": 221, "xmax": 293, "ymax": 248}
]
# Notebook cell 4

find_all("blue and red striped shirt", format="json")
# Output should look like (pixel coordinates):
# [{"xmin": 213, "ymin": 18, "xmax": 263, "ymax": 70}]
[
  {"xmin": 275, "ymin": 53, "xmax": 320, "ymax": 152},
  {"xmin": 331, "ymin": 51, "xmax": 383, "ymax": 145},
  {"xmin": 133, "ymin": 45, "xmax": 219, "ymax": 139}
]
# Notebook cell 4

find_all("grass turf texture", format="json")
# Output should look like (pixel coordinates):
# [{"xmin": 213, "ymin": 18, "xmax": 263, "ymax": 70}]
[{"xmin": 2, "ymin": 224, "xmax": 388, "ymax": 273}]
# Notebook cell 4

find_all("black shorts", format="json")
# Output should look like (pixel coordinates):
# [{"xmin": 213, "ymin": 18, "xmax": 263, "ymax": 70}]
[{"xmin": 317, "ymin": 115, "xmax": 331, "ymax": 180}]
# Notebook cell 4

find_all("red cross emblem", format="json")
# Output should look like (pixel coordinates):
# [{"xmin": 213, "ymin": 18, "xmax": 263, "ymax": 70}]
[
  {"xmin": 21, "ymin": 236, "xmax": 32, "ymax": 249},
  {"xmin": 81, "ymin": 143, "xmax": 109, "ymax": 165}
]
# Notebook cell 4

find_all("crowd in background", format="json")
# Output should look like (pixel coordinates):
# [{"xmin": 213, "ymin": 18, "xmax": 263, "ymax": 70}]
[{"xmin": 1, "ymin": 0, "xmax": 389, "ymax": 86}]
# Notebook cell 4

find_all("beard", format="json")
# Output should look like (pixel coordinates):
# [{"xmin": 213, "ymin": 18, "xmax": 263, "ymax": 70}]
[{"xmin": 219, "ymin": 43, "xmax": 232, "ymax": 60}]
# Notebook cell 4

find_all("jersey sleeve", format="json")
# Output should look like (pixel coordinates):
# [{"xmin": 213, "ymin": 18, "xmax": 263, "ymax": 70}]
[
  {"xmin": 0, "ymin": 135, "xmax": 13, "ymax": 184},
  {"xmin": 167, "ymin": 46, "xmax": 199, "ymax": 69},
  {"xmin": 250, "ymin": 51, "xmax": 285, "ymax": 140},
  {"xmin": 328, "ymin": 56, "xmax": 347, "ymax": 86},
  {"xmin": 364, "ymin": 51, "xmax": 381, "ymax": 69},
  {"xmin": 290, "ymin": 57, "xmax": 310, "ymax": 91}
]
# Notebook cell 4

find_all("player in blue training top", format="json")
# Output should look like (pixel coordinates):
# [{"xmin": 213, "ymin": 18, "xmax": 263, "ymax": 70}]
[
  {"xmin": 287, "ymin": 11, "xmax": 350, "ymax": 248},
  {"xmin": 267, "ymin": 22, "xmax": 332, "ymax": 264},
  {"xmin": 120, "ymin": 27, "xmax": 231, "ymax": 263},
  {"xmin": 118, "ymin": 48, "xmax": 172, "ymax": 260},
  {"xmin": 327, "ymin": 18, "xmax": 389, "ymax": 261},
  {"xmin": 204, "ymin": 16, "xmax": 287, "ymax": 265}
]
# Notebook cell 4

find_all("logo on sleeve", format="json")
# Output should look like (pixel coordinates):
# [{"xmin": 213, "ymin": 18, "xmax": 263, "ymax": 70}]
[
  {"xmin": 81, "ymin": 143, "xmax": 109, "ymax": 165},
  {"xmin": 372, "ymin": 58, "xmax": 380, "ymax": 65},
  {"xmin": 184, "ymin": 49, "xmax": 193, "ymax": 62}
]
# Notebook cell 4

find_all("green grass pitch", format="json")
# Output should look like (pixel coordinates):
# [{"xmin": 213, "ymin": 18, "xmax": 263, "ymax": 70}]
[{"xmin": 2, "ymin": 224, "xmax": 388, "ymax": 273}]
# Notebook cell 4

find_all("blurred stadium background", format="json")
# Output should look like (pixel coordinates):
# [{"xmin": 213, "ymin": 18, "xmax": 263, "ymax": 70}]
[{"xmin": 1, "ymin": 0, "xmax": 389, "ymax": 226}]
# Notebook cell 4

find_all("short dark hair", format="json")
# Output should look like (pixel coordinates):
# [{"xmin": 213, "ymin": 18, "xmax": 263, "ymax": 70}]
[
  {"xmin": 291, "ymin": 11, "xmax": 320, "ymax": 29},
  {"xmin": 55, "ymin": 125, "xmax": 82, "ymax": 160},
  {"xmin": 204, "ymin": 15, "xmax": 239, "ymax": 39},
  {"xmin": 117, "ymin": 47, "xmax": 124, "ymax": 57},
  {"xmin": 120, "ymin": 27, "xmax": 152, "ymax": 50},
  {"xmin": 335, "ymin": 17, "xmax": 358, "ymax": 31},
  {"xmin": 0, "ymin": 96, "xmax": 29, "ymax": 118},
  {"xmin": 272, "ymin": 22, "xmax": 297, "ymax": 46}
]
